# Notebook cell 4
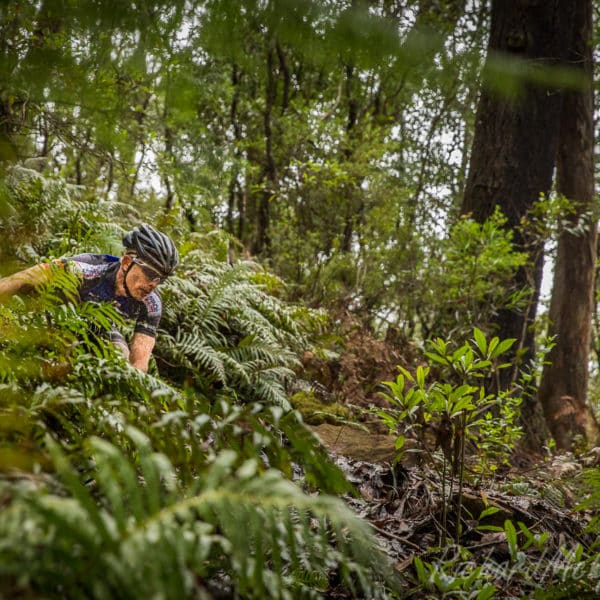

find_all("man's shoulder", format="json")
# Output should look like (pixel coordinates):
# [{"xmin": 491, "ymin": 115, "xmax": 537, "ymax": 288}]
[
  {"xmin": 68, "ymin": 253, "xmax": 119, "ymax": 266},
  {"xmin": 66, "ymin": 254, "xmax": 119, "ymax": 279}
]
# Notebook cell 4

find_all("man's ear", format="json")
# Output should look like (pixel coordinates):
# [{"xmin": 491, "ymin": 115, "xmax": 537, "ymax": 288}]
[{"xmin": 121, "ymin": 255, "xmax": 133, "ymax": 269}]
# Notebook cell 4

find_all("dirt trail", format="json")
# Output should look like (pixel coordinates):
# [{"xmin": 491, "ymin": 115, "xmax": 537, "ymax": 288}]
[{"xmin": 310, "ymin": 423, "xmax": 398, "ymax": 464}]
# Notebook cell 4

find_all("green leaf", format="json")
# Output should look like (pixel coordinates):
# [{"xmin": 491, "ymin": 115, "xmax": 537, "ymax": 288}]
[
  {"xmin": 490, "ymin": 338, "xmax": 517, "ymax": 358},
  {"xmin": 424, "ymin": 351, "xmax": 449, "ymax": 366},
  {"xmin": 504, "ymin": 520, "xmax": 518, "ymax": 561},
  {"xmin": 416, "ymin": 366, "xmax": 428, "ymax": 389},
  {"xmin": 413, "ymin": 556, "xmax": 427, "ymax": 584},
  {"xmin": 476, "ymin": 525, "xmax": 504, "ymax": 532},
  {"xmin": 478, "ymin": 506, "xmax": 500, "ymax": 520},
  {"xmin": 452, "ymin": 343, "xmax": 470, "ymax": 363},
  {"xmin": 450, "ymin": 396, "xmax": 474, "ymax": 416},
  {"xmin": 470, "ymin": 360, "xmax": 492, "ymax": 370},
  {"xmin": 397, "ymin": 365, "xmax": 415, "ymax": 382},
  {"xmin": 473, "ymin": 327, "xmax": 487, "ymax": 355},
  {"xmin": 46, "ymin": 437, "xmax": 114, "ymax": 544},
  {"xmin": 476, "ymin": 585, "xmax": 497, "ymax": 600}
]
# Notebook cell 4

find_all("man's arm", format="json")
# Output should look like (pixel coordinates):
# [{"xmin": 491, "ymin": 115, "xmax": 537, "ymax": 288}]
[
  {"xmin": 129, "ymin": 332, "xmax": 156, "ymax": 372},
  {"xmin": 0, "ymin": 264, "xmax": 49, "ymax": 301}
]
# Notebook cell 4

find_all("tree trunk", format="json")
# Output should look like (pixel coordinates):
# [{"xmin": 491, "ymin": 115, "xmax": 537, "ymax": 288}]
[
  {"xmin": 228, "ymin": 64, "xmax": 243, "ymax": 238},
  {"xmin": 537, "ymin": 0, "xmax": 600, "ymax": 451},
  {"xmin": 251, "ymin": 44, "xmax": 277, "ymax": 256},
  {"xmin": 164, "ymin": 113, "xmax": 175, "ymax": 212},
  {"xmin": 460, "ymin": 0, "xmax": 576, "ymax": 446}
]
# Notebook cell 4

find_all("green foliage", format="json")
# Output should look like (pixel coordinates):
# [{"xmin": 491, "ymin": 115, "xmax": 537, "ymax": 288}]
[
  {"xmin": 532, "ymin": 543, "xmax": 600, "ymax": 599},
  {"xmin": 0, "ymin": 168, "xmax": 399, "ymax": 598},
  {"xmin": 0, "ymin": 166, "xmax": 131, "ymax": 268},
  {"xmin": 0, "ymin": 270, "xmax": 124, "ymax": 385},
  {"xmin": 578, "ymin": 467, "xmax": 600, "ymax": 534},
  {"xmin": 291, "ymin": 206, "xmax": 530, "ymax": 343},
  {"xmin": 378, "ymin": 328, "xmax": 522, "ymax": 478},
  {"xmin": 414, "ymin": 209, "xmax": 529, "ymax": 340},
  {"xmin": 0, "ymin": 431, "xmax": 394, "ymax": 599},
  {"xmin": 0, "ymin": 0, "xmax": 555, "ymax": 358},
  {"xmin": 376, "ymin": 328, "xmax": 523, "ymax": 544},
  {"xmin": 406, "ymin": 528, "xmax": 600, "ymax": 600},
  {"xmin": 0, "ymin": 0, "xmax": 492, "ymax": 341},
  {"xmin": 412, "ymin": 553, "xmax": 496, "ymax": 599},
  {"xmin": 157, "ymin": 251, "xmax": 321, "ymax": 408},
  {"xmin": 3, "ymin": 4, "xmax": 600, "ymax": 595}
]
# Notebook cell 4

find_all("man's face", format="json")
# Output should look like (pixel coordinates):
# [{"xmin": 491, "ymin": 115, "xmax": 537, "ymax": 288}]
[{"xmin": 120, "ymin": 255, "xmax": 164, "ymax": 300}]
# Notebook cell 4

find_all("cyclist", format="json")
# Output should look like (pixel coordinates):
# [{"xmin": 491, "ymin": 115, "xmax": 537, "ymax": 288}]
[{"xmin": 0, "ymin": 224, "xmax": 179, "ymax": 372}]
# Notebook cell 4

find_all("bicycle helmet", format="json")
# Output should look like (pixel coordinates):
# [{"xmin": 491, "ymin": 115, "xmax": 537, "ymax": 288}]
[{"xmin": 123, "ymin": 224, "xmax": 179, "ymax": 277}]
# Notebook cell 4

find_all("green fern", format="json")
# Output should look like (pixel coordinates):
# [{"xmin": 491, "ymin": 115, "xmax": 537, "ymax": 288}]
[
  {"xmin": 1, "ymin": 166, "xmax": 132, "ymax": 262},
  {"xmin": 0, "ymin": 282, "xmax": 355, "ymax": 496},
  {"xmin": 0, "ymin": 430, "xmax": 397, "ymax": 599},
  {"xmin": 0, "ymin": 171, "xmax": 389, "ymax": 598},
  {"xmin": 157, "ymin": 255, "xmax": 311, "ymax": 407}
]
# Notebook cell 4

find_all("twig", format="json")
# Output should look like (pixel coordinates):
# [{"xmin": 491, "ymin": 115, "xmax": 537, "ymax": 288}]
[
  {"xmin": 368, "ymin": 522, "xmax": 422, "ymax": 550},
  {"xmin": 465, "ymin": 539, "xmax": 506, "ymax": 551}
]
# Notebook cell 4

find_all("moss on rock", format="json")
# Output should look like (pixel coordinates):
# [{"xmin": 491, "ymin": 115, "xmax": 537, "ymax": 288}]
[{"xmin": 290, "ymin": 390, "xmax": 353, "ymax": 425}]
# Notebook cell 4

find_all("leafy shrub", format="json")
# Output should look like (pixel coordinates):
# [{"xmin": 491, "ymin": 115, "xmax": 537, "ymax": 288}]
[
  {"xmin": 415, "ymin": 208, "xmax": 529, "ymax": 341},
  {"xmin": 375, "ymin": 328, "xmax": 523, "ymax": 544}
]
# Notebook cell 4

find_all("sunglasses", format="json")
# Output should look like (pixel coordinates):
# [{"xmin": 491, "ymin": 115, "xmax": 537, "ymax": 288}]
[{"xmin": 132, "ymin": 258, "xmax": 168, "ymax": 283}]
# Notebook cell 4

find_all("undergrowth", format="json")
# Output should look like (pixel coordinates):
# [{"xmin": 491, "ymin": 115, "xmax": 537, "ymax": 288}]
[
  {"xmin": 0, "ymin": 168, "xmax": 398, "ymax": 598},
  {"xmin": 1, "ymin": 168, "xmax": 600, "ymax": 599}
]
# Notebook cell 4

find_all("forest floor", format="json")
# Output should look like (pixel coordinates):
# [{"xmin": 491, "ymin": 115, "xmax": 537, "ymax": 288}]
[
  {"xmin": 297, "ymin": 315, "xmax": 600, "ymax": 597},
  {"xmin": 311, "ymin": 420, "xmax": 599, "ymax": 598}
]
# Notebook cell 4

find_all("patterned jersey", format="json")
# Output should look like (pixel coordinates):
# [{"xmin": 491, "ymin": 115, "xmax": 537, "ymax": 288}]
[{"xmin": 62, "ymin": 253, "xmax": 162, "ymax": 338}]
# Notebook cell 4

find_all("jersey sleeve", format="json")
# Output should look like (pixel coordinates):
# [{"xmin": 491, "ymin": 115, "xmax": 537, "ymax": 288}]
[
  {"xmin": 134, "ymin": 291, "xmax": 162, "ymax": 338},
  {"xmin": 61, "ymin": 256, "xmax": 111, "ymax": 280}
]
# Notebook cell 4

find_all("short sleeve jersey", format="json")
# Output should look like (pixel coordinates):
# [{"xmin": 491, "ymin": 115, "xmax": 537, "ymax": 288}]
[{"xmin": 63, "ymin": 253, "xmax": 162, "ymax": 338}]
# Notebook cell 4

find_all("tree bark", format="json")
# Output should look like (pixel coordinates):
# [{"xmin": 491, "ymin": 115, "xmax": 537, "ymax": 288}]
[
  {"xmin": 275, "ymin": 40, "xmax": 290, "ymax": 114},
  {"xmin": 460, "ymin": 0, "xmax": 577, "ymax": 446},
  {"xmin": 252, "ymin": 44, "xmax": 277, "ymax": 256},
  {"xmin": 228, "ymin": 64, "xmax": 243, "ymax": 239},
  {"xmin": 537, "ymin": 0, "xmax": 600, "ymax": 451}
]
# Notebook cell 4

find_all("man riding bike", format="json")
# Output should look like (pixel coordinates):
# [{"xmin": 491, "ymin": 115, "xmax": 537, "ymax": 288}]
[{"xmin": 0, "ymin": 224, "xmax": 179, "ymax": 372}]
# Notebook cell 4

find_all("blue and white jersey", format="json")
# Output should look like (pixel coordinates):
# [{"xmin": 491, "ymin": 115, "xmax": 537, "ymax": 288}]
[{"xmin": 63, "ymin": 253, "xmax": 162, "ymax": 338}]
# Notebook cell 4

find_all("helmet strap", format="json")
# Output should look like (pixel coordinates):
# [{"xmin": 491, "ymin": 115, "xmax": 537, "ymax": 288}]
[{"xmin": 122, "ymin": 262, "xmax": 134, "ymax": 298}]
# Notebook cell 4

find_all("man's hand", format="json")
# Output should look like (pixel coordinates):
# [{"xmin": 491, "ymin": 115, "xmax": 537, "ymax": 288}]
[{"xmin": 129, "ymin": 332, "xmax": 156, "ymax": 372}]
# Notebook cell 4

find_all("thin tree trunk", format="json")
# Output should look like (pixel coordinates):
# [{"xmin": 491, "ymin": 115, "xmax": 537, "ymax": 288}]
[
  {"xmin": 129, "ymin": 143, "xmax": 145, "ymax": 198},
  {"xmin": 537, "ymin": 0, "xmax": 600, "ymax": 450},
  {"xmin": 228, "ymin": 64, "xmax": 243, "ymax": 237},
  {"xmin": 75, "ymin": 153, "xmax": 82, "ymax": 186},
  {"xmin": 341, "ymin": 62, "xmax": 357, "ymax": 254},
  {"xmin": 275, "ymin": 40, "xmax": 290, "ymax": 114},
  {"xmin": 161, "ymin": 74, "xmax": 175, "ymax": 213},
  {"xmin": 252, "ymin": 44, "xmax": 277, "ymax": 256},
  {"xmin": 105, "ymin": 153, "xmax": 114, "ymax": 199}
]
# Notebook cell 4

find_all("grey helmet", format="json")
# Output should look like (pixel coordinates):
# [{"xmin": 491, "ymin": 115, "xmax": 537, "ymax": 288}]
[{"xmin": 123, "ymin": 224, "xmax": 179, "ymax": 277}]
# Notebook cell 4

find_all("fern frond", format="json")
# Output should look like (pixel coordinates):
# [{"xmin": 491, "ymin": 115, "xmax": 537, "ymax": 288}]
[
  {"xmin": 0, "ymin": 433, "xmax": 396, "ymax": 599},
  {"xmin": 157, "ymin": 253, "xmax": 315, "ymax": 407},
  {"xmin": 175, "ymin": 331, "xmax": 228, "ymax": 381}
]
